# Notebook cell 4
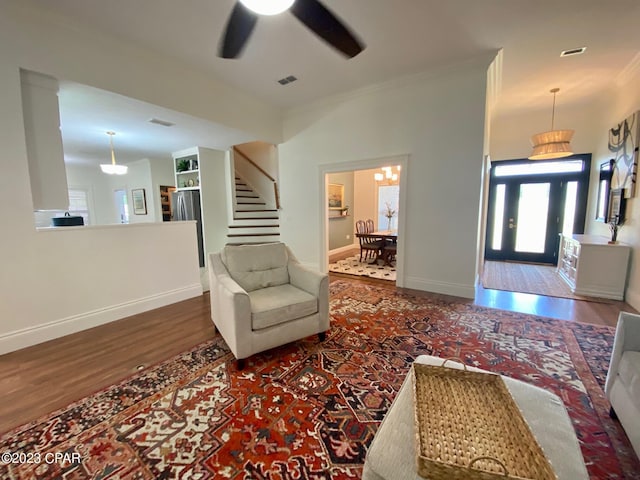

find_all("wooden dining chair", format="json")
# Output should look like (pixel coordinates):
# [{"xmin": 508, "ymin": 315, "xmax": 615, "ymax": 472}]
[
  {"xmin": 366, "ymin": 218, "xmax": 375, "ymax": 233},
  {"xmin": 356, "ymin": 220, "xmax": 383, "ymax": 262}
]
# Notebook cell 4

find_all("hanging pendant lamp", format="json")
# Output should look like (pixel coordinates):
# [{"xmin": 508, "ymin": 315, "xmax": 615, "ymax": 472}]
[
  {"xmin": 100, "ymin": 131, "xmax": 128, "ymax": 175},
  {"xmin": 529, "ymin": 88, "xmax": 574, "ymax": 160}
]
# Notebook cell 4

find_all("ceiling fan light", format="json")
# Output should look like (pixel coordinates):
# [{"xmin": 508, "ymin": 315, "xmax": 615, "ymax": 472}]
[
  {"xmin": 239, "ymin": 0, "xmax": 295, "ymax": 15},
  {"xmin": 100, "ymin": 163, "xmax": 128, "ymax": 175},
  {"xmin": 529, "ymin": 129, "xmax": 575, "ymax": 160}
]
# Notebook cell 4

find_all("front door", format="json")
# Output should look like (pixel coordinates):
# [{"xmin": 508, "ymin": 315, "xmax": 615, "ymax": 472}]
[{"xmin": 485, "ymin": 156, "xmax": 591, "ymax": 265}]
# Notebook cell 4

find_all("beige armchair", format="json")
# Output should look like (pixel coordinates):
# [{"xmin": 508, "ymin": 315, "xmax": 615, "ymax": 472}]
[
  {"xmin": 605, "ymin": 311, "xmax": 640, "ymax": 457},
  {"xmin": 208, "ymin": 242, "xmax": 329, "ymax": 368}
]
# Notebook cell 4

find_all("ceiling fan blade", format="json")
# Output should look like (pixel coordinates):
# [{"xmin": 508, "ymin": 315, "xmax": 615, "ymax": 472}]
[
  {"xmin": 290, "ymin": 0, "xmax": 365, "ymax": 58},
  {"xmin": 218, "ymin": 2, "xmax": 258, "ymax": 59}
]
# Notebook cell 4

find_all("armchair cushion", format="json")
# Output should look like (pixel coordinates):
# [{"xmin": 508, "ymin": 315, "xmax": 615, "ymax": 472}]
[
  {"xmin": 222, "ymin": 242, "xmax": 289, "ymax": 292},
  {"xmin": 249, "ymin": 284, "xmax": 318, "ymax": 330}
]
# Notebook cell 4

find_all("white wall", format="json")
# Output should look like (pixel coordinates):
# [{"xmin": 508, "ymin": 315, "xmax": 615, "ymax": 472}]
[
  {"xmin": 279, "ymin": 58, "xmax": 492, "ymax": 298},
  {"xmin": 200, "ymin": 147, "xmax": 230, "ymax": 257},
  {"xmin": 0, "ymin": 2, "xmax": 283, "ymax": 353},
  {"xmin": 584, "ymin": 65, "xmax": 640, "ymax": 309},
  {"xmin": 327, "ymin": 171, "xmax": 354, "ymax": 251},
  {"xmin": 353, "ymin": 169, "xmax": 379, "ymax": 230},
  {"xmin": 490, "ymin": 101, "xmax": 603, "ymax": 162}
]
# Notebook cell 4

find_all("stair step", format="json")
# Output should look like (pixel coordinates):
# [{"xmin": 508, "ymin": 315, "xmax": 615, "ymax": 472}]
[
  {"xmin": 228, "ymin": 224, "xmax": 279, "ymax": 229},
  {"xmin": 235, "ymin": 205, "xmax": 272, "ymax": 212},
  {"xmin": 233, "ymin": 216, "xmax": 279, "ymax": 221},
  {"xmin": 227, "ymin": 232, "xmax": 280, "ymax": 238},
  {"xmin": 231, "ymin": 217, "xmax": 279, "ymax": 224},
  {"xmin": 236, "ymin": 193, "xmax": 260, "ymax": 198},
  {"xmin": 226, "ymin": 240, "xmax": 281, "ymax": 246}
]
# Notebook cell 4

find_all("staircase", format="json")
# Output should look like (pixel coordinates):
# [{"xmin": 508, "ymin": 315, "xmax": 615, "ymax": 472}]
[{"xmin": 226, "ymin": 175, "xmax": 280, "ymax": 245}]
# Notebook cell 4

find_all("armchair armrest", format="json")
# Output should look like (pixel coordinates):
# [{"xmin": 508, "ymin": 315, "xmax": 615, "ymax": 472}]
[
  {"xmin": 605, "ymin": 311, "xmax": 640, "ymax": 394},
  {"xmin": 288, "ymin": 261, "xmax": 327, "ymax": 297},
  {"xmin": 208, "ymin": 253, "xmax": 252, "ymax": 357}
]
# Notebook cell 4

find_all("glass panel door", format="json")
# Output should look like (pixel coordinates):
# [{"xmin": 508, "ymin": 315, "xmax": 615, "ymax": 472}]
[
  {"xmin": 485, "ymin": 156, "xmax": 591, "ymax": 266},
  {"xmin": 486, "ymin": 180, "xmax": 559, "ymax": 263},
  {"xmin": 514, "ymin": 183, "xmax": 550, "ymax": 253}
]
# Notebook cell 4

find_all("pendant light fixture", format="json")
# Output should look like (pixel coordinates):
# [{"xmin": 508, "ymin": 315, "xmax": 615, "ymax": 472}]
[
  {"xmin": 100, "ymin": 131, "xmax": 128, "ymax": 175},
  {"xmin": 529, "ymin": 88, "xmax": 574, "ymax": 160}
]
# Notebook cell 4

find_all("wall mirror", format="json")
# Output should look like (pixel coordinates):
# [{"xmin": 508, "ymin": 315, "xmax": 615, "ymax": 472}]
[{"xmin": 596, "ymin": 159, "xmax": 614, "ymax": 222}]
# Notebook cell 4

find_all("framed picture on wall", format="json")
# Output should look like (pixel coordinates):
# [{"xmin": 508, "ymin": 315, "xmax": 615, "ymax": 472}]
[
  {"xmin": 328, "ymin": 183, "xmax": 344, "ymax": 210},
  {"xmin": 132, "ymin": 188, "xmax": 147, "ymax": 215}
]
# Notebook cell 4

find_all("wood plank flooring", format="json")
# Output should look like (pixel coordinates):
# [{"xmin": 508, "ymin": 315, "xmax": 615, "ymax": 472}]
[
  {"xmin": 0, "ymin": 295, "xmax": 215, "ymax": 434},
  {"xmin": 0, "ymin": 257, "xmax": 636, "ymax": 433}
]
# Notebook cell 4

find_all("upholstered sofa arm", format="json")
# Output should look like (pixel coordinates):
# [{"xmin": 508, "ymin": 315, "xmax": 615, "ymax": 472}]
[
  {"xmin": 288, "ymin": 261, "xmax": 327, "ymax": 296},
  {"xmin": 605, "ymin": 312, "xmax": 640, "ymax": 394},
  {"xmin": 208, "ymin": 253, "xmax": 252, "ymax": 358}
]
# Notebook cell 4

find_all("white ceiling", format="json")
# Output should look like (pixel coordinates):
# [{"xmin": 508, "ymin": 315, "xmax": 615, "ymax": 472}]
[{"xmin": 21, "ymin": 0, "xmax": 640, "ymax": 166}]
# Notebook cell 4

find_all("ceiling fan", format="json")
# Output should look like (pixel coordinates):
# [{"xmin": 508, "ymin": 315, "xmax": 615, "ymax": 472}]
[{"xmin": 218, "ymin": 0, "xmax": 365, "ymax": 59}]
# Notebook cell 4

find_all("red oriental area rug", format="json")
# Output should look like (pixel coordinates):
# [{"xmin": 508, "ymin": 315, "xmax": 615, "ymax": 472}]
[{"xmin": 1, "ymin": 280, "xmax": 638, "ymax": 479}]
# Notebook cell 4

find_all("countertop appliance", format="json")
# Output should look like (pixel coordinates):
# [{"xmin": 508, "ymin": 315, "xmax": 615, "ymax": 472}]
[{"xmin": 52, "ymin": 212, "xmax": 84, "ymax": 227}]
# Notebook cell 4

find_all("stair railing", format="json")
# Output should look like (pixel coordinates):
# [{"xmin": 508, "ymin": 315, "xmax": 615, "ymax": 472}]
[{"xmin": 233, "ymin": 146, "xmax": 280, "ymax": 210}]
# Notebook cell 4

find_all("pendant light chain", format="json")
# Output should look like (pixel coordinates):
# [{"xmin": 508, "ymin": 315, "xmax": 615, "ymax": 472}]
[
  {"xmin": 109, "ymin": 132, "xmax": 116, "ymax": 165},
  {"xmin": 550, "ymin": 87, "xmax": 560, "ymax": 131}
]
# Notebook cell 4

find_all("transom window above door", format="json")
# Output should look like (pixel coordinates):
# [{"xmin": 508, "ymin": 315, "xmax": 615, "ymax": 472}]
[{"xmin": 493, "ymin": 159, "xmax": 585, "ymax": 177}]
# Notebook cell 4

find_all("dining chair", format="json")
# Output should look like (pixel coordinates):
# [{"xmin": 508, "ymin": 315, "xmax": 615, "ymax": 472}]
[
  {"xmin": 356, "ymin": 220, "xmax": 383, "ymax": 262},
  {"xmin": 366, "ymin": 218, "xmax": 375, "ymax": 233}
]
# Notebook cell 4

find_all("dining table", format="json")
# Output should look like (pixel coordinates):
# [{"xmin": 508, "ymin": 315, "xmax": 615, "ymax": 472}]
[{"xmin": 355, "ymin": 230, "xmax": 398, "ymax": 266}]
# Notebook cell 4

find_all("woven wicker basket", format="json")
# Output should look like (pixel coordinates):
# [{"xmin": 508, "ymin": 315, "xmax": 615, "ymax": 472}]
[{"xmin": 411, "ymin": 361, "xmax": 557, "ymax": 480}]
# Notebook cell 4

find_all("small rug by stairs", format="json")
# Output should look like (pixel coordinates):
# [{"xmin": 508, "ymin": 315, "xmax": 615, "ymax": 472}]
[
  {"xmin": 329, "ymin": 254, "xmax": 396, "ymax": 281},
  {"xmin": 482, "ymin": 260, "xmax": 613, "ymax": 303},
  {"xmin": 1, "ymin": 280, "xmax": 638, "ymax": 479}
]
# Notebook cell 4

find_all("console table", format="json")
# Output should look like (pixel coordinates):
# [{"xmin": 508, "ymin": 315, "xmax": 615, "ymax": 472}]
[{"xmin": 557, "ymin": 234, "xmax": 630, "ymax": 300}]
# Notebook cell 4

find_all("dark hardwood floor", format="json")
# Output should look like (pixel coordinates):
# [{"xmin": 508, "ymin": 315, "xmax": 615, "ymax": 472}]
[{"xmin": 0, "ymin": 253, "xmax": 636, "ymax": 433}]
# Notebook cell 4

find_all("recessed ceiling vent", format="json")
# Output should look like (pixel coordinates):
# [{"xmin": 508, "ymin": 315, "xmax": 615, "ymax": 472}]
[
  {"xmin": 560, "ymin": 47, "xmax": 587, "ymax": 57},
  {"xmin": 148, "ymin": 118, "xmax": 175, "ymax": 127},
  {"xmin": 277, "ymin": 75, "xmax": 298, "ymax": 85}
]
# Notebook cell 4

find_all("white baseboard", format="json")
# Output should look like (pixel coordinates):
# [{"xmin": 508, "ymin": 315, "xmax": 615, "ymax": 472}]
[
  {"xmin": 404, "ymin": 276, "xmax": 476, "ymax": 299},
  {"xmin": 0, "ymin": 284, "xmax": 203, "ymax": 355},
  {"xmin": 329, "ymin": 243, "xmax": 359, "ymax": 256}
]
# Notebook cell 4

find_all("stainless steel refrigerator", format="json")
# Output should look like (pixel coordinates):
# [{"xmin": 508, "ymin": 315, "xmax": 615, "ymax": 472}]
[{"xmin": 172, "ymin": 190, "xmax": 205, "ymax": 267}]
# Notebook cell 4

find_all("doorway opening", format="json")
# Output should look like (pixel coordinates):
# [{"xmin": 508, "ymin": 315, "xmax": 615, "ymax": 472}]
[
  {"xmin": 320, "ymin": 156, "xmax": 407, "ymax": 286},
  {"xmin": 114, "ymin": 188, "xmax": 130, "ymax": 224},
  {"xmin": 484, "ymin": 155, "xmax": 591, "ymax": 265}
]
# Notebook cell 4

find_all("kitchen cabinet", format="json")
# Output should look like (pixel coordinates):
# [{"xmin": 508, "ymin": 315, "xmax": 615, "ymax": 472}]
[{"xmin": 557, "ymin": 234, "xmax": 630, "ymax": 300}]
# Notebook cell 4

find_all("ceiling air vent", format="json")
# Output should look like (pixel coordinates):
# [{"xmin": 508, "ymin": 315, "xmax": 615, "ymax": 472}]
[
  {"xmin": 560, "ymin": 47, "xmax": 587, "ymax": 57},
  {"xmin": 277, "ymin": 75, "xmax": 298, "ymax": 85},
  {"xmin": 148, "ymin": 118, "xmax": 175, "ymax": 127}
]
